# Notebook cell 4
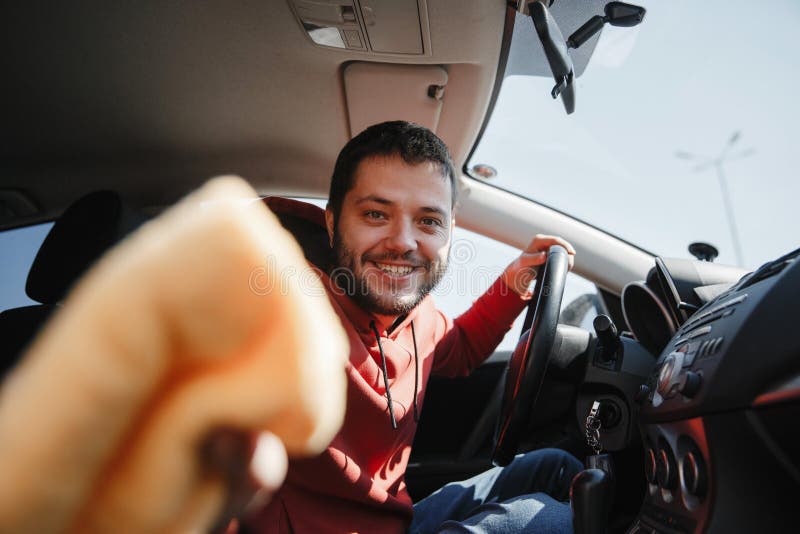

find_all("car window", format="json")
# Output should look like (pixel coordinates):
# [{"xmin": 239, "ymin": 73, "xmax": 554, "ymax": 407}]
[
  {"xmin": 432, "ymin": 226, "xmax": 600, "ymax": 351},
  {"xmin": 468, "ymin": 0, "xmax": 800, "ymax": 270},
  {"xmin": 0, "ymin": 223, "xmax": 53, "ymax": 311}
]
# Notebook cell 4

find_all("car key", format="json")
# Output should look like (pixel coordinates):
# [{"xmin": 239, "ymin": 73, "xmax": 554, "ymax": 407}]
[{"xmin": 585, "ymin": 401, "xmax": 615, "ymax": 483}]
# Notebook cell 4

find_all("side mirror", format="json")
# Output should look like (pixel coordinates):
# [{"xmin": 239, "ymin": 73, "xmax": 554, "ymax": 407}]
[
  {"xmin": 567, "ymin": 2, "xmax": 646, "ymax": 50},
  {"xmin": 606, "ymin": 2, "xmax": 647, "ymax": 27},
  {"xmin": 528, "ymin": 1, "xmax": 575, "ymax": 114}
]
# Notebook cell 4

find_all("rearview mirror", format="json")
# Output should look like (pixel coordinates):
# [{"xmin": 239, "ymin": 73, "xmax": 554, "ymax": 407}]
[{"xmin": 527, "ymin": 1, "xmax": 575, "ymax": 114}]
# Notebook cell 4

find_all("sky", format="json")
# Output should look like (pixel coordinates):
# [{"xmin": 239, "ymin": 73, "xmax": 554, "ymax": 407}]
[
  {"xmin": 469, "ymin": 0, "xmax": 800, "ymax": 269},
  {"xmin": 1, "ymin": 223, "xmax": 51, "ymax": 310}
]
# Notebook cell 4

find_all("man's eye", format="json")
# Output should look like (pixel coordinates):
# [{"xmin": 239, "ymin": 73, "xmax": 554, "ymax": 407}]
[
  {"xmin": 364, "ymin": 211, "xmax": 385, "ymax": 220},
  {"xmin": 421, "ymin": 217, "xmax": 442, "ymax": 227}
]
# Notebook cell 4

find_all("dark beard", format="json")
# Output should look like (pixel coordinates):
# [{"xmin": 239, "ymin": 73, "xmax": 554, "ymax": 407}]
[{"xmin": 329, "ymin": 231, "xmax": 448, "ymax": 316}]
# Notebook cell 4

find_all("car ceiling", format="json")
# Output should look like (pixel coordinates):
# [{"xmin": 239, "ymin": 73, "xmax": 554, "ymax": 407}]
[{"xmin": 1, "ymin": 0, "xmax": 510, "ymax": 228}]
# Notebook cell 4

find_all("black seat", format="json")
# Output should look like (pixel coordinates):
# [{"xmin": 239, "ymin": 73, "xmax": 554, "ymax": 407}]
[
  {"xmin": 264, "ymin": 197, "xmax": 332, "ymax": 270},
  {"xmin": 1, "ymin": 191, "xmax": 146, "ymax": 379},
  {"xmin": 0, "ymin": 305, "xmax": 57, "ymax": 366}
]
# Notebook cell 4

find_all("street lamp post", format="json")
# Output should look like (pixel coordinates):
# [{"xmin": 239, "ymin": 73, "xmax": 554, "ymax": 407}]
[{"xmin": 675, "ymin": 131, "xmax": 755, "ymax": 267}]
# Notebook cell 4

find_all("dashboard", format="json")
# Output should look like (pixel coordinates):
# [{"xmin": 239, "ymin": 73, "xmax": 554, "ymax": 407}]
[{"xmin": 621, "ymin": 248, "xmax": 800, "ymax": 533}]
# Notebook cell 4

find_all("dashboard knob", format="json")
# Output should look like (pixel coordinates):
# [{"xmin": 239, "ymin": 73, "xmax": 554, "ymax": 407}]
[
  {"xmin": 657, "ymin": 352, "xmax": 683, "ymax": 397},
  {"xmin": 679, "ymin": 371, "xmax": 703, "ymax": 398}
]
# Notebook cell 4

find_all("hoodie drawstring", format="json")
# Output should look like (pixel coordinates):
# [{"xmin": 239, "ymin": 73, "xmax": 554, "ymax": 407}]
[
  {"xmin": 410, "ymin": 322, "xmax": 420, "ymax": 423},
  {"xmin": 370, "ymin": 320, "xmax": 420, "ymax": 430}
]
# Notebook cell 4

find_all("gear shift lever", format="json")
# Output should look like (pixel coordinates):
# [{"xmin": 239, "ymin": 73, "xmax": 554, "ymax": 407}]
[{"xmin": 570, "ymin": 468, "xmax": 612, "ymax": 534}]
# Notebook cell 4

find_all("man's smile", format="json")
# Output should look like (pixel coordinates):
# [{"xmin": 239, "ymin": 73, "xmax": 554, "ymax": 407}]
[{"xmin": 370, "ymin": 261, "xmax": 419, "ymax": 277}]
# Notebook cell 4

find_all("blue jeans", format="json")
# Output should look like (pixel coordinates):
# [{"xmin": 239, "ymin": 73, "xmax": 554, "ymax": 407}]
[{"xmin": 409, "ymin": 448, "xmax": 582, "ymax": 534}]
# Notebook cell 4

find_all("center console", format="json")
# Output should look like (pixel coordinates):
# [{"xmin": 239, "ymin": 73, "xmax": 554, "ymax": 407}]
[{"xmin": 625, "ymin": 249, "xmax": 800, "ymax": 533}]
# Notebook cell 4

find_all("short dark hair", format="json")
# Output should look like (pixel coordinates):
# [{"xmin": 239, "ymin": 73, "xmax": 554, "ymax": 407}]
[{"xmin": 327, "ymin": 121, "xmax": 457, "ymax": 224}]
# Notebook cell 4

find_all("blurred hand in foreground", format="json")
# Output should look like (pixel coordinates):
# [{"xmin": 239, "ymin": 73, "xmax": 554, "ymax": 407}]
[{"xmin": 0, "ymin": 177, "xmax": 348, "ymax": 533}]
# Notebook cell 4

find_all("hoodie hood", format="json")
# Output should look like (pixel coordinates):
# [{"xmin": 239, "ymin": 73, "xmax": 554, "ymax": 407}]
[
  {"xmin": 264, "ymin": 196, "xmax": 421, "ymax": 429},
  {"xmin": 263, "ymin": 196, "xmax": 332, "ymax": 271}
]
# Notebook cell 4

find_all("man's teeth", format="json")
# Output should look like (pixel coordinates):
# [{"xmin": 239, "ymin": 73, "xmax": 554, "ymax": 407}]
[{"xmin": 376, "ymin": 263, "xmax": 414, "ymax": 275}]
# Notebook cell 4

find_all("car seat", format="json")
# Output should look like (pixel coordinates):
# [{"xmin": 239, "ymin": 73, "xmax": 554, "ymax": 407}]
[
  {"xmin": 0, "ymin": 191, "xmax": 147, "ymax": 379},
  {"xmin": 263, "ymin": 197, "xmax": 332, "ymax": 270}
]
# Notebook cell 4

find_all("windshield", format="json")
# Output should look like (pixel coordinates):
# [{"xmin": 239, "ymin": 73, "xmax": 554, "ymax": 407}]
[{"xmin": 469, "ymin": 0, "xmax": 800, "ymax": 269}]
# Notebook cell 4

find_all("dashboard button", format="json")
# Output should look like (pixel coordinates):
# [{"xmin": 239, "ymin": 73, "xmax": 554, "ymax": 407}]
[
  {"xmin": 686, "ymin": 325, "xmax": 712, "ymax": 339},
  {"xmin": 679, "ymin": 371, "xmax": 702, "ymax": 398},
  {"xmin": 682, "ymin": 308, "xmax": 729, "ymax": 332},
  {"xmin": 695, "ymin": 310, "xmax": 712, "ymax": 321},
  {"xmin": 725, "ymin": 293, "xmax": 748, "ymax": 307},
  {"xmin": 708, "ymin": 293, "xmax": 748, "ymax": 315}
]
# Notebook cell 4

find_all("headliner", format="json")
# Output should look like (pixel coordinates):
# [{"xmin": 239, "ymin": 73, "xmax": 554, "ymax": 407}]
[{"xmin": 1, "ymin": 1, "xmax": 510, "ymax": 227}]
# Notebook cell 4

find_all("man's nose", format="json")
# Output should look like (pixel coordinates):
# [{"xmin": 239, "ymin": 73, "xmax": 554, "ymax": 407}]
[{"xmin": 384, "ymin": 219, "xmax": 418, "ymax": 253}]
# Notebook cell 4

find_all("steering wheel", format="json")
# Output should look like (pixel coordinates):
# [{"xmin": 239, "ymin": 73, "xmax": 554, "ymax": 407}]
[{"xmin": 492, "ymin": 245, "xmax": 570, "ymax": 466}]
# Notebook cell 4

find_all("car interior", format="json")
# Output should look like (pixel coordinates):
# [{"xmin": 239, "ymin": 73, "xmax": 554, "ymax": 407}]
[{"xmin": 2, "ymin": 1, "xmax": 799, "ymax": 533}]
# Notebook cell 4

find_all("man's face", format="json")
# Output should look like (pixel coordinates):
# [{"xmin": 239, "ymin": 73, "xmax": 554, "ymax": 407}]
[{"xmin": 326, "ymin": 154, "xmax": 453, "ymax": 317}]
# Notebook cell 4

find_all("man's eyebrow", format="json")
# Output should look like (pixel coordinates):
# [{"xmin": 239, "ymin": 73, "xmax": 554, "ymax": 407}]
[
  {"xmin": 420, "ymin": 206, "xmax": 448, "ymax": 218},
  {"xmin": 354, "ymin": 195, "xmax": 393, "ymax": 206}
]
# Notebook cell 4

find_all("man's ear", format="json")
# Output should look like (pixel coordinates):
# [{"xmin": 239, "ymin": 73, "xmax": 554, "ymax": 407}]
[{"xmin": 324, "ymin": 209, "xmax": 335, "ymax": 247}]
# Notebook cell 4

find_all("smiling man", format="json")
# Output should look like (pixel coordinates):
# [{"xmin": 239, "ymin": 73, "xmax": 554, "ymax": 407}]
[
  {"xmin": 327, "ymin": 151, "xmax": 452, "ymax": 321},
  {"xmin": 244, "ymin": 121, "xmax": 582, "ymax": 533}
]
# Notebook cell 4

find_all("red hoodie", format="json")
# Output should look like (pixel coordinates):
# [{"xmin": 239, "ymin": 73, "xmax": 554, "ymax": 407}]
[{"xmin": 244, "ymin": 198, "xmax": 528, "ymax": 533}]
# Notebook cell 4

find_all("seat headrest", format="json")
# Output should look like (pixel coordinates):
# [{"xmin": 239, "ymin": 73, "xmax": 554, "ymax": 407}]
[
  {"xmin": 0, "ymin": 304, "xmax": 57, "ymax": 378},
  {"xmin": 26, "ymin": 191, "xmax": 147, "ymax": 304},
  {"xmin": 263, "ymin": 197, "xmax": 332, "ymax": 270}
]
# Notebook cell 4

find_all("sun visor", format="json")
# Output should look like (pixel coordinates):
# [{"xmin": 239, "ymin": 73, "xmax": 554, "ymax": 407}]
[{"xmin": 343, "ymin": 62, "xmax": 447, "ymax": 137}]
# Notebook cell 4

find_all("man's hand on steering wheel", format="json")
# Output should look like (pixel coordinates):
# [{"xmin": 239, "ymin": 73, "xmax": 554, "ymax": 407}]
[{"xmin": 501, "ymin": 234, "xmax": 576, "ymax": 297}]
